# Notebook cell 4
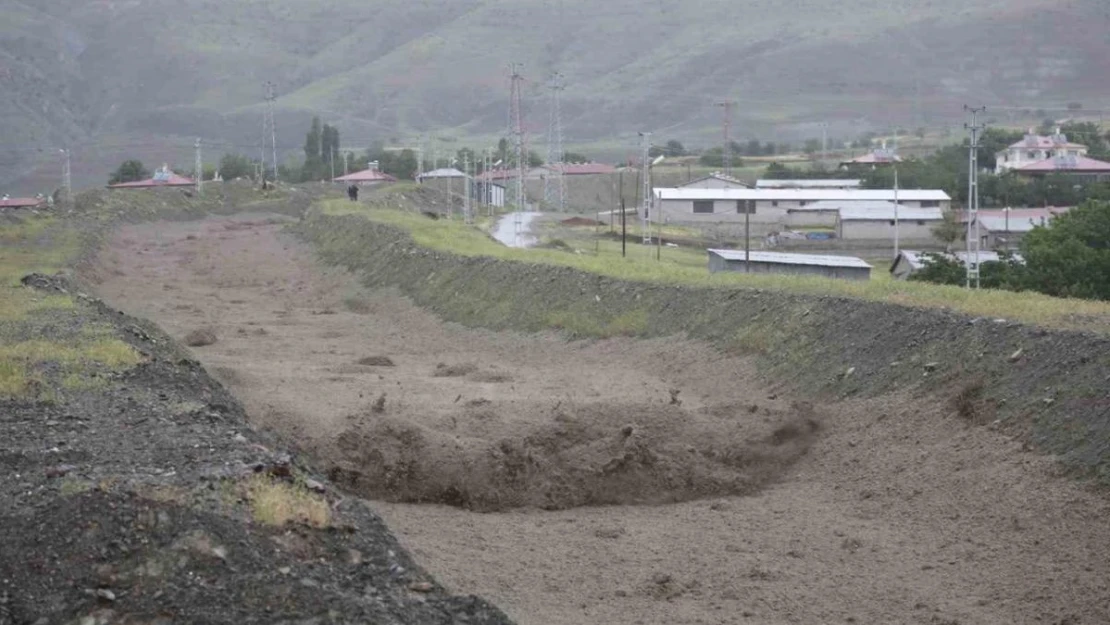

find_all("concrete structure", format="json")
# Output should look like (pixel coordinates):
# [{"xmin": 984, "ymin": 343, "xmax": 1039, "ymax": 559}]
[
  {"xmin": 756, "ymin": 179, "xmax": 861, "ymax": 189},
  {"xmin": 417, "ymin": 167, "xmax": 468, "ymax": 197},
  {"xmin": 890, "ymin": 250, "xmax": 1023, "ymax": 280},
  {"xmin": 1011, "ymin": 154, "xmax": 1110, "ymax": 179},
  {"xmin": 708, "ymin": 249, "xmax": 872, "ymax": 280},
  {"xmin": 107, "ymin": 166, "xmax": 194, "ymax": 189},
  {"xmin": 957, "ymin": 208, "xmax": 1067, "ymax": 249},
  {"xmin": 475, "ymin": 181, "xmax": 506, "ymax": 207},
  {"xmin": 652, "ymin": 188, "xmax": 951, "ymax": 226},
  {"xmin": 333, "ymin": 168, "xmax": 396, "ymax": 186},
  {"xmin": 836, "ymin": 206, "xmax": 943, "ymax": 242},
  {"xmin": 995, "ymin": 128, "xmax": 1088, "ymax": 174},
  {"xmin": 679, "ymin": 172, "xmax": 749, "ymax": 189},
  {"xmin": 784, "ymin": 199, "xmax": 903, "ymax": 228}
]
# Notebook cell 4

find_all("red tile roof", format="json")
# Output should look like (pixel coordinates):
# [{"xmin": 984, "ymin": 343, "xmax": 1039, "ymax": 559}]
[
  {"xmin": 0, "ymin": 197, "xmax": 46, "ymax": 208},
  {"xmin": 548, "ymin": 163, "xmax": 617, "ymax": 175},
  {"xmin": 333, "ymin": 169, "xmax": 397, "ymax": 183},
  {"xmin": 1014, "ymin": 154, "xmax": 1110, "ymax": 173},
  {"xmin": 1004, "ymin": 135, "xmax": 1086, "ymax": 151},
  {"xmin": 476, "ymin": 169, "xmax": 518, "ymax": 181}
]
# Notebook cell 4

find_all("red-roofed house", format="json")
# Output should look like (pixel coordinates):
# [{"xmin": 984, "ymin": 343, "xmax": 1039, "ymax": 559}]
[
  {"xmin": 108, "ymin": 165, "xmax": 194, "ymax": 189},
  {"xmin": 333, "ymin": 168, "xmax": 397, "ymax": 186},
  {"xmin": 1012, "ymin": 154, "xmax": 1110, "ymax": 179},
  {"xmin": 0, "ymin": 196, "xmax": 46, "ymax": 209},
  {"xmin": 839, "ymin": 142, "xmax": 902, "ymax": 169},
  {"xmin": 996, "ymin": 128, "xmax": 1088, "ymax": 174}
]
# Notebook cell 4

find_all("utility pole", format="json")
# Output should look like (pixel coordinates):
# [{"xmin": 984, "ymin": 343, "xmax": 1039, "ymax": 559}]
[
  {"xmin": 893, "ymin": 165, "xmax": 900, "ymax": 258},
  {"xmin": 344, "ymin": 152, "xmax": 349, "ymax": 177},
  {"xmin": 195, "ymin": 138, "xmax": 203, "ymax": 196},
  {"xmin": 965, "ymin": 105, "xmax": 986, "ymax": 289},
  {"xmin": 638, "ymin": 132, "xmax": 652, "ymax": 245},
  {"xmin": 463, "ymin": 153, "xmax": 472, "ymax": 224},
  {"xmin": 265, "ymin": 82, "xmax": 278, "ymax": 182},
  {"xmin": 545, "ymin": 72, "xmax": 567, "ymax": 212},
  {"xmin": 821, "ymin": 121, "xmax": 829, "ymax": 163},
  {"xmin": 716, "ymin": 101, "xmax": 735, "ymax": 176},
  {"xmin": 60, "ymin": 148, "xmax": 71, "ymax": 205}
]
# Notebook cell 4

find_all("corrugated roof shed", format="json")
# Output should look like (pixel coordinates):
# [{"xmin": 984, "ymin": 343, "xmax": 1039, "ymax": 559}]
[
  {"xmin": 680, "ymin": 172, "xmax": 749, "ymax": 188},
  {"xmin": 708, "ymin": 249, "xmax": 872, "ymax": 269},
  {"xmin": 839, "ymin": 206, "xmax": 943, "ymax": 221},
  {"xmin": 418, "ymin": 168, "xmax": 466, "ymax": 179}
]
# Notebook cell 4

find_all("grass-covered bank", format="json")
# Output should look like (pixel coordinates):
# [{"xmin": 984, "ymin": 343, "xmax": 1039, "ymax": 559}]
[{"xmin": 295, "ymin": 205, "xmax": 1110, "ymax": 484}]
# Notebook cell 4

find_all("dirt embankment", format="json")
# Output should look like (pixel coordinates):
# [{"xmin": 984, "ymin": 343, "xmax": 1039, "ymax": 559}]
[
  {"xmin": 294, "ymin": 214, "xmax": 1110, "ymax": 483},
  {"xmin": 0, "ymin": 194, "xmax": 513, "ymax": 625},
  {"xmin": 89, "ymin": 212, "xmax": 1110, "ymax": 625}
]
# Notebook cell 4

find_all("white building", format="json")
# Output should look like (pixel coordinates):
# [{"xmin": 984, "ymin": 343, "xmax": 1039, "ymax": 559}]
[
  {"xmin": 785, "ymin": 199, "xmax": 902, "ymax": 228},
  {"xmin": 995, "ymin": 128, "xmax": 1088, "ymax": 174},
  {"xmin": 756, "ymin": 179, "xmax": 861, "ymax": 189},
  {"xmin": 652, "ymin": 188, "xmax": 951, "ymax": 226},
  {"xmin": 708, "ymin": 249, "xmax": 872, "ymax": 280},
  {"xmin": 836, "ymin": 206, "xmax": 943, "ymax": 242}
]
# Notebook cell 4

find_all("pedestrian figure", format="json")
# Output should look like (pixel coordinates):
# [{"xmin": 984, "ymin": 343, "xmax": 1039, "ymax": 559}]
[{"xmin": 350, "ymin": 184, "xmax": 359, "ymax": 201}]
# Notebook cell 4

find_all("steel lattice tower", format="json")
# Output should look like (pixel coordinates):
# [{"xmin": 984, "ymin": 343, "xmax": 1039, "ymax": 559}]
[
  {"xmin": 965, "ymin": 105, "xmax": 986, "ymax": 289},
  {"xmin": 508, "ymin": 63, "xmax": 527, "ymax": 213},
  {"xmin": 716, "ymin": 101, "xmax": 735, "ymax": 176},
  {"xmin": 545, "ymin": 72, "xmax": 567, "ymax": 212},
  {"xmin": 264, "ymin": 82, "xmax": 278, "ymax": 182}
]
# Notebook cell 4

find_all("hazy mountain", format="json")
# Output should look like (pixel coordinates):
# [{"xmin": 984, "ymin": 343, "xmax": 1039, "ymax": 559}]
[{"xmin": 2, "ymin": 0, "xmax": 1109, "ymax": 192}]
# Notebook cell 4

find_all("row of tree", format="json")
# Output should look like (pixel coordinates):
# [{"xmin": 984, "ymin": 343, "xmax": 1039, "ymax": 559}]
[{"xmin": 909, "ymin": 200, "xmax": 1110, "ymax": 301}]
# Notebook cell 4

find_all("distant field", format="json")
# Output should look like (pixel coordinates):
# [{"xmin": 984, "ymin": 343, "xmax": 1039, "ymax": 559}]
[{"xmin": 314, "ymin": 193, "xmax": 1110, "ymax": 332}]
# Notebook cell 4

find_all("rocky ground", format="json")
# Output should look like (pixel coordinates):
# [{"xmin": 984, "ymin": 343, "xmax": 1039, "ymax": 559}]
[
  {"xmin": 0, "ymin": 191, "xmax": 513, "ymax": 625},
  {"xmin": 86, "ymin": 211, "xmax": 1110, "ymax": 625}
]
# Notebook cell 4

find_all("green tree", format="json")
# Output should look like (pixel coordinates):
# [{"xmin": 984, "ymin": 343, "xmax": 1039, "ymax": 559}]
[
  {"xmin": 109, "ymin": 160, "xmax": 150, "ymax": 184},
  {"xmin": 218, "ymin": 153, "xmax": 254, "ymax": 180},
  {"xmin": 303, "ymin": 117, "xmax": 323, "ymax": 181},
  {"xmin": 930, "ymin": 210, "xmax": 964, "ymax": 249},
  {"xmin": 803, "ymin": 138, "xmax": 821, "ymax": 155},
  {"xmin": 563, "ymin": 151, "xmax": 590, "ymax": 163},
  {"xmin": 1019, "ymin": 200, "xmax": 1110, "ymax": 299}
]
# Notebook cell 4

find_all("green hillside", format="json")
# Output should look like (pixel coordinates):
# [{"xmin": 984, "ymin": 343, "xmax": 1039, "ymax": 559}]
[{"xmin": 2, "ymin": 0, "xmax": 1109, "ymax": 192}]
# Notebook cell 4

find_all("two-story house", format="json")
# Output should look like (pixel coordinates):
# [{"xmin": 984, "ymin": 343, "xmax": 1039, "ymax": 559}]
[{"xmin": 995, "ymin": 128, "xmax": 1088, "ymax": 174}]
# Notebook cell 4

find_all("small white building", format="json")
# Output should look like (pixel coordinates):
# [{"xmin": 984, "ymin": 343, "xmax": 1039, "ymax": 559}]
[
  {"xmin": 785, "ymin": 199, "xmax": 901, "ymax": 228},
  {"xmin": 678, "ymin": 172, "xmax": 749, "ymax": 189},
  {"xmin": 836, "ymin": 206, "xmax": 943, "ymax": 242},
  {"xmin": 756, "ymin": 179, "xmax": 861, "ymax": 189},
  {"xmin": 708, "ymin": 249, "xmax": 872, "ymax": 280},
  {"xmin": 652, "ymin": 188, "xmax": 951, "ymax": 226},
  {"xmin": 995, "ymin": 128, "xmax": 1088, "ymax": 174}
]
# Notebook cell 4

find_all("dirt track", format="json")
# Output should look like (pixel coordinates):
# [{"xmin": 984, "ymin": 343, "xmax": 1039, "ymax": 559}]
[{"xmin": 92, "ymin": 214, "xmax": 1110, "ymax": 625}]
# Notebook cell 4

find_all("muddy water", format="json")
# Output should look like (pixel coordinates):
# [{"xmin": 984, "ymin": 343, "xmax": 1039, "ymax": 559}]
[{"xmin": 92, "ymin": 213, "xmax": 1110, "ymax": 625}]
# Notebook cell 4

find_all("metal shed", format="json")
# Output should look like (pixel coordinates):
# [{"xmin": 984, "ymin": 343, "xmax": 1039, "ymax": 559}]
[{"xmin": 707, "ymin": 249, "xmax": 872, "ymax": 281}]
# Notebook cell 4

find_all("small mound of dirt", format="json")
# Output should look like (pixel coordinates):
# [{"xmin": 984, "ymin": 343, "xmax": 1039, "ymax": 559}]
[
  {"xmin": 184, "ymin": 328, "xmax": 218, "ymax": 347},
  {"xmin": 358, "ymin": 355, "xmax": 396, "ymax": 367},
  {"xmin": 433, "ymin": 362, "xmax": 478, "ymax": 378},
  {"xmin": 329, "ymin": 401, "xmax": 821, "ymax": 512},
  {"xmin": 468, "ymin": 371, "xmax": 514, "ymax": 383}
]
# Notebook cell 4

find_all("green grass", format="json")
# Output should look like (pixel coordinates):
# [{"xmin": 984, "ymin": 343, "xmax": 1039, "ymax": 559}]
[
  {"xmin": 0, "ymin": 215, "xmax": 142, "ymax": 399},
  {"xmin": 313, "ymin": 195, "xmax": 1110, "ymax": 332}
]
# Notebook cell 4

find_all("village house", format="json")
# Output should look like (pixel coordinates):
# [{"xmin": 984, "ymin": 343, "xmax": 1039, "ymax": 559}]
[
  {"xmin": 0, "ymin": 195, "xmax": 47, "ymax": 210},
  {"xmin": 835, "ymin": 205, "xmax": 943, "ymax": 242},
  {"xmin": 964, "ymin": 207, "xmax": 1068, "ymax": 249},
  {"xmin": 1010, "ymin": 154, "xmax": 1110, "ymax": 180},
  {"xmin": 107, "ymin": 165, "xmax": 194, "ymax": 189},
  {"xmin": 995, "ymin": 128, "xmax": 1088, "ymax": 174},
  {"xmin": 839, "ymin": 142, "xmax": 901, "ymax": 169}
]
